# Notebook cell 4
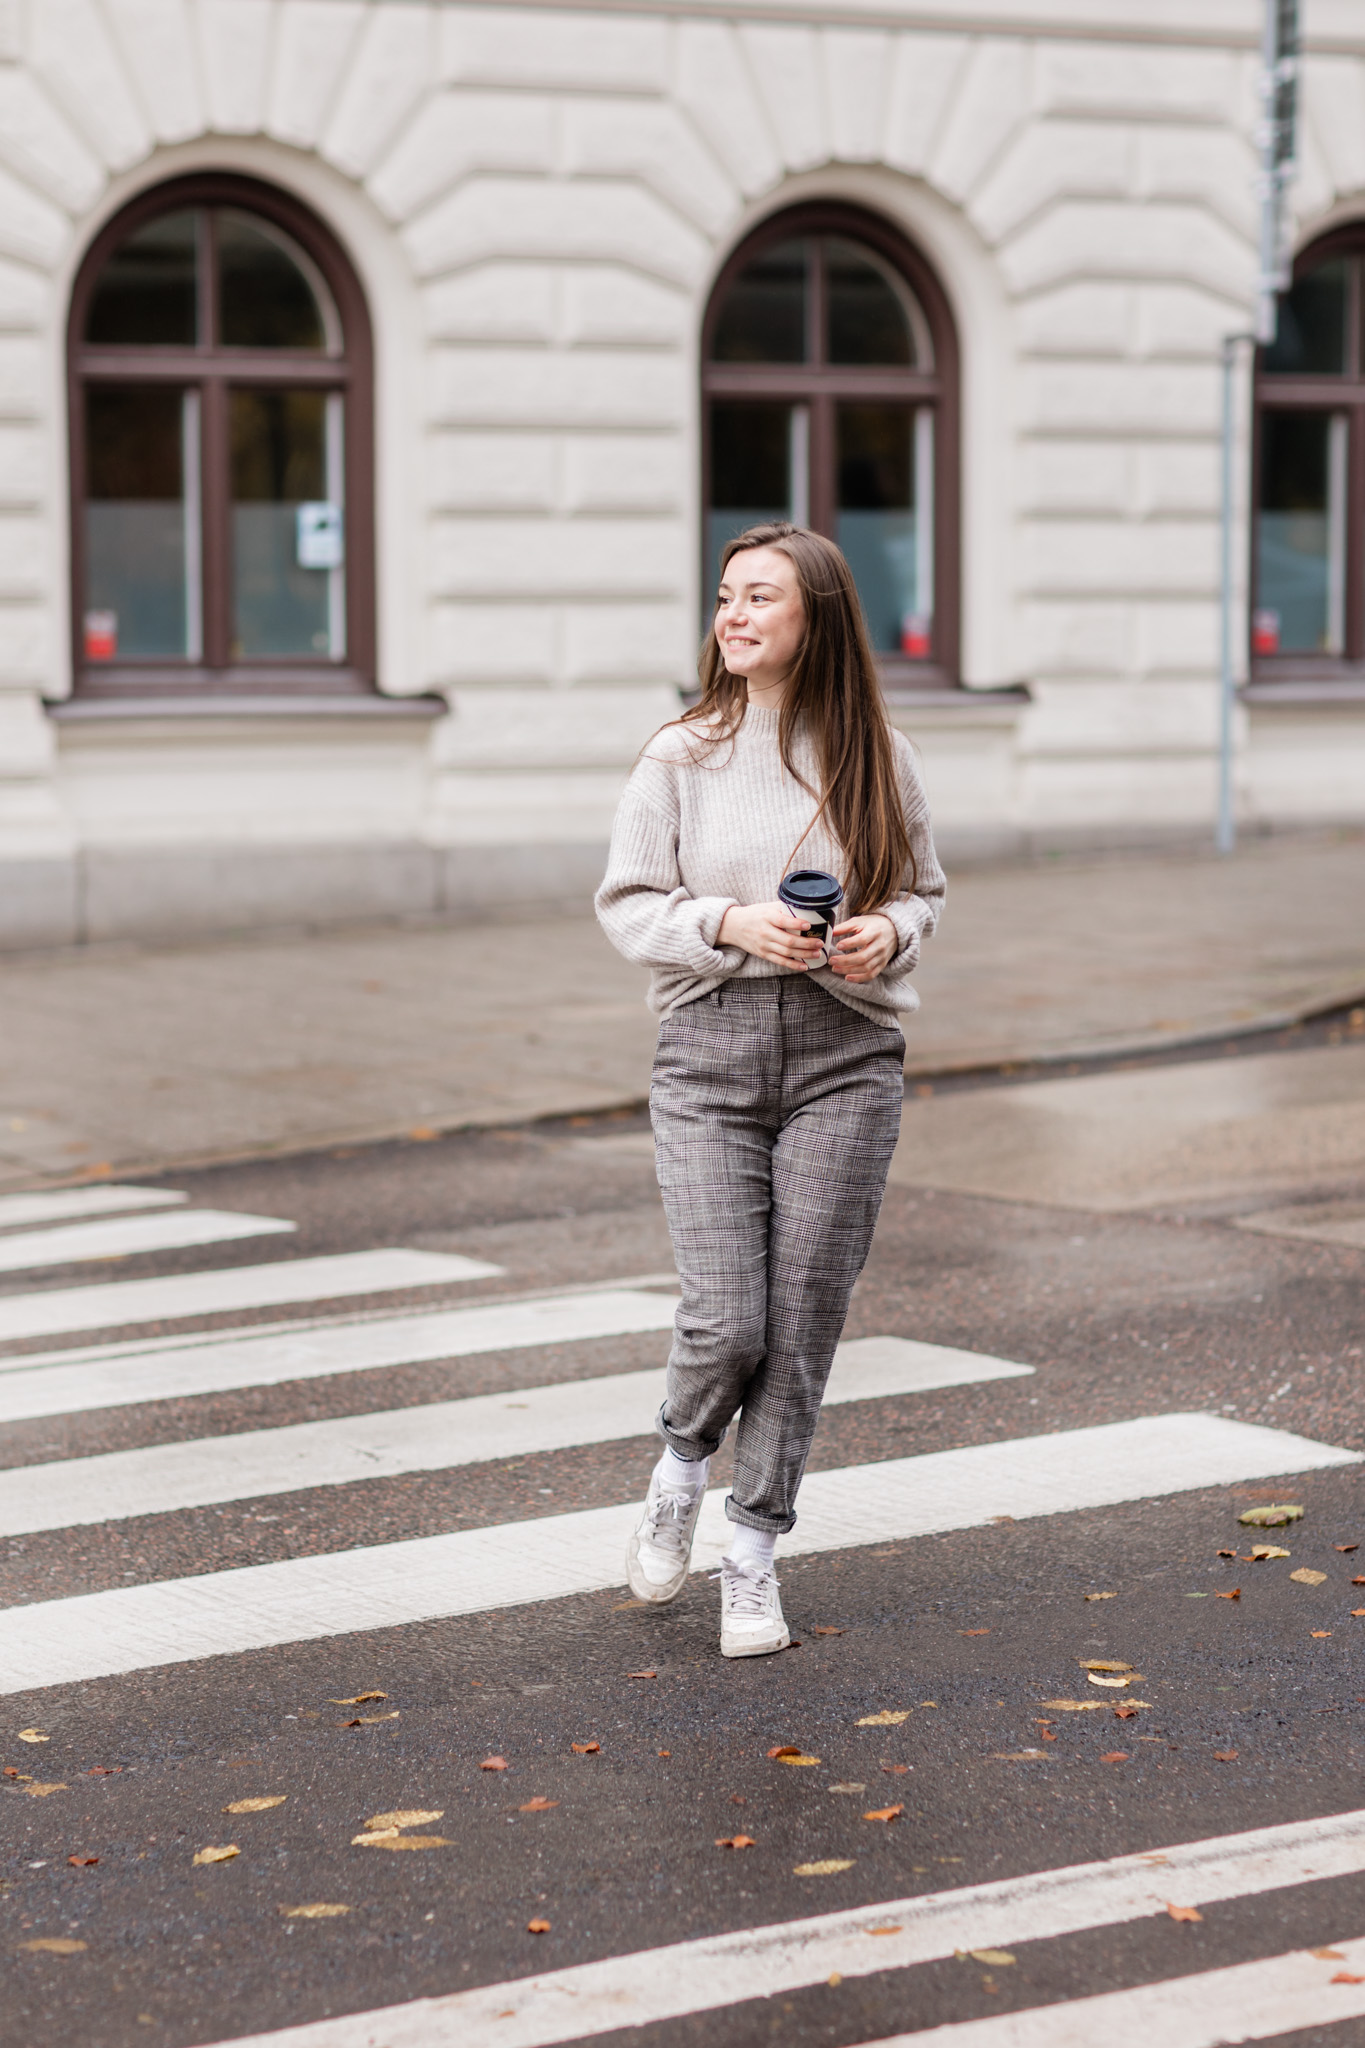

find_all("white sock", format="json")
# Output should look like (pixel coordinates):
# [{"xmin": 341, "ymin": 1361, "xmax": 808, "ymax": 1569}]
[
  {"xmin": 657, "ymin": 1446, "xmax": 709, "ymax": 1493},
  {"xmin": 725, "ymin": 1523, "xmax": 777, "ymax": 1572}
]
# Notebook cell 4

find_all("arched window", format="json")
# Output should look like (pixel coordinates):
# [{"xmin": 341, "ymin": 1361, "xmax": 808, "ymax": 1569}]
[
  {"xmin": 68, "ymin": 173, "xmax": 374, "ymax": 698},
  {"xmin": 1253, "ymin": 226, "xmax": 1365, "ymax": 674},
  {"xmin": 703, "ymin": 204, "xmax": 959, "ymax": 684}
]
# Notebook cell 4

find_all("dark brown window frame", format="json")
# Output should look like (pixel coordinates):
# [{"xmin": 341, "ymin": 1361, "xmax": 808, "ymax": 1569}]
[
  {"xmin": 702, "ymin": 201, "xmax": 961, "ymax": 690},
  {"xmin": 1251, "ymin": 221, "xmax": 1365, "ymax": 694},
  {"xmin": 67, "ymin": 171, "xmax": 376, "ymax": 700}
]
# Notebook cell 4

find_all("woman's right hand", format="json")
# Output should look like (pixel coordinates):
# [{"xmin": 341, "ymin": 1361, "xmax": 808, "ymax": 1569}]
[{"xmin": 717, "ymin": 901, "xmax": 826, "ymax": 969}]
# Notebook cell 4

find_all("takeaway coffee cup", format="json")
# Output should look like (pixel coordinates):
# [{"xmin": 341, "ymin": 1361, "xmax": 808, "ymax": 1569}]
[{"xmin": 778, "ymin": 868, "xmax": 845, "ymax": 966}]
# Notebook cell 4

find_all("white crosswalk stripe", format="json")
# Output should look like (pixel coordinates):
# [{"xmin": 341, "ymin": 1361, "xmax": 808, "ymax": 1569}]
[
  {"xmin": 0, "ymin": 1414, "xmax": 1350, "ymax": 1694},
  {"xmin": 0, "ymin": 1206, "xmax": 294, "ymax": 1272},
  {"xmin": 0, "ymin": 1184, "xmax": 186, "ymax": 1229},
  {"xmin": 2, "ymin": 1184, "xmax": 1356, "ymax": 2045},
  {"xmin": 0, "ymin": 1336, "xmax": 1032, "ymax": 1534},
  {"xmin": 0, "ymin": 1246, "xmax": 503, "ymax": 1344},
  {"xmin": 194, "ymin": 1808, "xmax": 1365, "ymax": 2048}
]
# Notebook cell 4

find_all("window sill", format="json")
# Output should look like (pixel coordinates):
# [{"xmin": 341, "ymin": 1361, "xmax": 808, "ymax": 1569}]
[
  {"xmin": 1242, "ymin": 671, "xmax": 1365, "ymax": 707},
  {"xmin": 49, "ymin": 693, "xmax": 447, "ymax": 723}
]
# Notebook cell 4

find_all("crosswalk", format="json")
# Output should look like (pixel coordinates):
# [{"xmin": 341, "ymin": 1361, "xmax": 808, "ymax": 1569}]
[{"xmin": 2, "ymin": 1179, "xmax": 1359, "ymax": 2045}]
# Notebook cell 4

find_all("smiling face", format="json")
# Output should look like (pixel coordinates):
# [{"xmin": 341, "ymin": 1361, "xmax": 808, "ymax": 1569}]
[{"xmin": 714, "ymin": 545, "xmax": 806, "ymax": 700}]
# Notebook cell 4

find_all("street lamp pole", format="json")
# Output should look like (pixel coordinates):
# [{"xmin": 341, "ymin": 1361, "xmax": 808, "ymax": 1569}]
[{"xmin": 1216, "ymin": 0, "xmax": 1298, "ymax": 856}]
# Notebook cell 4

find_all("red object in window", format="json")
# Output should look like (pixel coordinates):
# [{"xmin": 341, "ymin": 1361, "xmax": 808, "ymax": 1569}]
[
  {"xmin": 900, "ymin": 612, "xmax": 931, "ymax": 658},
  {"xmin": 84, "ymin": 609, "xmax": 117, "ymax": 660},
  {"xmin": 1251, "ymin": 608, "xmax": 1280, "ymax": 655}
]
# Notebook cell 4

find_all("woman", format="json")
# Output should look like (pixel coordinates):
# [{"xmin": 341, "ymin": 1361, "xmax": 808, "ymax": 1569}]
[{"xmin": 595, "ymin": 522, "xmax": 945, "ymax": 1657}]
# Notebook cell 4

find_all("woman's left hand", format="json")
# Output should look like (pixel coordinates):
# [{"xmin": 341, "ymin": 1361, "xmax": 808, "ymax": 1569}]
[{"xmin": 826, "ymin": 912, "xmax": 898, "ymax": 984}]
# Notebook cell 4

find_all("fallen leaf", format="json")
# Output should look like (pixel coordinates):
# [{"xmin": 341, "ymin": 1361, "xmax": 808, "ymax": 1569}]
[
  {"xmin": 1352, "ymin": 1610, "xmax": 1365, "ymax": 1618},
  {"xmin": 1331, "ymin": 1971, "xmax": 1365, "ymax": 1984},
  {"xmin": 526, "ymin": 1918, "xmax": 551, "ymax": 1934},
  {"xmin": 481, "ymin": 1757, "xmax": 509, "ymax": 1771},
  {"xmin": 408, "ymin": 1126, "xmax": 438, "ymax": 1141},
  {"xmin": 658, "ymin": 1750, "xmax": 671, "ymax": 1758},
  {"xmin": 1088, "ymin": 1673, "xmax": 1144, "ymax": 1689},
  {"xmin": 1042, "ymin": 1698, "xmax": 1152, "ymax": 1712},
  {"xmin": 193, "ymin": 1845, "xmax": 240, "ymax": 1865},
  {"xmin": 1217, "ymin": 1549, "xmax": 1237, "ymax": 1559},
  {"xmin": 1213, "ymin": 1750, "xmax": 1238, "ymax": 1762},
  {"xmin": 67, "ymin": 1855, "xmax": 99, "ymax": 1867},
  {"xmin": 1291, "ymin": 1569, "xmax": 1328, "ymax": 1586},
  {"xmin": 768, "ymin": 1744, "xmax": 801, "ymax": 1757},
  {"xmin": 571, "ymin": 1742, "xmax": 600, "ymax": 1755},
  {"xmin": 16, "ymin": 1730, "xmax": 49, "ymax": 1744},
  {"xmin": 223, "ymin": 1796, "xmax": 287, "ymax": 1814},
  {"xmin": 1248, "ymin": 1546, "xmax": 1292, "ymax": 1561},
  {"xmin": 19, "ymin": 1938, "xmax": 86, "ymax": 1954},
  {"xmin": 828, "ymin": 1972, "xmax": 842, "ymax": 1987},
  {"xmin": 1238, "ymin": 1505, "xmax": 1303, "ymax": 1527},
  {"xmin": 1079, "ymin": 1660, "xmax": 1133, "ymax": 1672},
  {"xmin": 330, "ymin": 1693, "xmax": 386, "ymax": 1705},
  {"xmin": 1336, "ymin": 1545, "xmax": 1360, "ymax": 1554},
  {"xmin": 881, "ymin": 1764, "xmax": 910, "ymax": 1774},
  {"xmin": 280, "ymin": 1904, "xmax": 350, "ymax": 1919},
  {"xmin": 867, "ymin": 1926, "xmax": 903, "ymax": 1936},
  {"xmin": 715, "ymin": 1835, "xmax": 755, "ymax": 1849},
  {"xmin": 518, "ymin": 1797, "xmax": 559, "ymax": 1812},
  {"xmin": 970, "ymin": 1949, "xmax": 1016, "ymax": 1967},
  {"xmin": 627, "ymin": 1671, "xmax": 656, "ymax": 1680},
  {"xmin": 828, "ymin": 1783, "xmax": 866, "ymax": 1794},
  {"xmin": 810, "ymin": 1627, "xmax": 844, "ymax": 1636},
  {"xmin": 1114, "ymin": 1706, "xmax": 1139, "ymax": 1720},
  {"xmin": 353, "ymin": 1834, "xmax": 451, "ymax": 1850},
  {"xmin": 1084, "ymin": 1592, "xmax": 1118, "ymax": 1601},
  {"xmin": 863, "ymin": 1805, "xmax": 903, "ymax": 1822},
  {"xmin": 1166, "ymin": 1903, "xmax": 1202, "ymax": 1923},
  {"xmin": 960, "ymin": 1628, "xmax": 990, "ymax": 1636},
  {"xmin": 856, "ymin": 1710, "xmax": 911, "ymax": 1726},
  {"xmin": 1311, "ymin": 1947, "xmax": 1345, "ymax": 1960},
  {"xmin": 775, "ymin": 1752, "xmax": 821, "ymax": 1766},
  {"xmin": 1099, "ymin": 1752, "xmax": 1130, "ymax": 1763},
  {"xmin": 1311, "ymin": 1630, "xmax": 1333, "ymax": 1638},
  {"xmin": 1216, "ymin": 1589, "xmax": 1241, "ymax": 1601},
  {"xmin": 365, "ymin": 1810, "xmax": 443, "ymax": 1831},
  {"xmin": 794, "ymin": 1860, "xmax": 854, "ymax": 1875},
  {"xmin": 23, "ymin": 1783, "xmax": 68, "ymax": 1797},
  {"xmin": 992, "ymin": 1750, "xmax": 1050, "ymax": 1761}
]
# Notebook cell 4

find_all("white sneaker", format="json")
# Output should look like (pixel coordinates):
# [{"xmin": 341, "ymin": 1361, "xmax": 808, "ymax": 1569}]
[
  {"xmin": 718, "ymin": 1557, "xmax": 790, "ymax": 1658},
  {"xmin": 625, "ymin": 1471, "xmax": 706, "ymax": 1604}
]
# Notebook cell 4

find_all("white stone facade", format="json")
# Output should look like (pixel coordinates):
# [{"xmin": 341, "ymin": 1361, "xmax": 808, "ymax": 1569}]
[{"xmin": 2, "ymin": 0, "xmax": 1363, "ymax": 944}]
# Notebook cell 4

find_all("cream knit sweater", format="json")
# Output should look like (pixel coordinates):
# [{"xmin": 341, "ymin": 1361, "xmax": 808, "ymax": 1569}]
[{"xmin": 595, "ymin": 702, "xmax": 945, "ymax": 1027}]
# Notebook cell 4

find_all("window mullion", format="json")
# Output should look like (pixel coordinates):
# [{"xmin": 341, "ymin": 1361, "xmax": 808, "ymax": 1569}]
[{"xmin": 201, "ymin": 376, "xmax": 230, "ymax": 670}]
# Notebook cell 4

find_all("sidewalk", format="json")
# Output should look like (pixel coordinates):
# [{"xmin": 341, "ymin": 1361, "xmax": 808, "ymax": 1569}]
[{"xmin": 1, "ymin": 830, "xmax": 1362, "ymax": 1191}]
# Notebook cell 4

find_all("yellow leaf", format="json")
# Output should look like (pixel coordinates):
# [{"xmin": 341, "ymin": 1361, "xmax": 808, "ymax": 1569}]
[
  {"xmin": 1312, "ymin": 1947, "xmax": 1347, "ymax": 1961},
  {"xmin": 776, "ymin": 1754, "xmax": 821, "ymax": 1767},
  {"xmin": 1290, "ymin": 1568, "xmax": 1328, "ymax": 1587},
  {"xmin": 351, "ymin": 1829, "xmax": 398, "ymax": 1845},
  {"xmin": 1238, "ymin": 1504, "xmax": 1302, "ymax": 1527},
  {"xmin": 280, "ymin": 1904, "xmax": 350, "ymax": 1919},
  {"xmin": 193, "ymin": 1845, "xmax": 240, "ymax": 1865},
  {"xmin": 1084, "ymin": 1592, "xmax": 1118, "ymax": 1602},
  {"xmin": 343, "ymin": 1712, "xmax": 399, "ymax": 1726},
  {"xmin": 1088, "ymin": 1673, "xmax": 1143, "ymax": 1689},
  {"xmin": 970, "ymin": 1949, "xmax": 1016, "ymax": 1966},
  {"xmin": 1078, "ymin": 1660, "xmax": 1133, "ymax": 1672},
  {"xmin": 856, "ymin": 1710, "xmax": 911, "ymax": 1726},
  {"xmin": 16, "ymin": 1729, "xmax": 49, "ymax": 1744},
  {"xmin": 364, "ymin": 1809, "xmax": 443, "ymax": 1831},
  {"xmin": 222, "ymin": 1796, "xmax": 287, "ymax": 1814},
  {"xmin": 1041, "ymin": 1699, "xmax": 1152, "ymax": 1712},
  {"xmin": 794, "ymin": 1860, "xmax": 855, "ymax": 1876},
  {"xmin": 330, "ymin": 1693, "xmax": 387, "ymax": 1705},
  {"xmin": 22, "ymin": 1782, "xmax": 69, "ymax": 1797},
  {"xmin": 19, "ymin": 1938, "xmax": 86, "ymax": 1954}
]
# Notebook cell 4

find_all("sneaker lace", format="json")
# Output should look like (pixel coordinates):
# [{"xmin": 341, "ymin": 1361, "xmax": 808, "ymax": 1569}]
[
  {"xmin": 715, "ymin": 1560, "xmax": 774, "ymax": 1616},
  {"xmin": 645, "ymin": 1485, "xmax": 696, "ymax": 1554}
]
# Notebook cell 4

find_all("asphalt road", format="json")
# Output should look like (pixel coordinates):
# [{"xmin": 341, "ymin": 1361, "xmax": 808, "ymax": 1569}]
[{"xmin": 1, "ymin": 1048, "xmax": 1363, "ymax": 2048}]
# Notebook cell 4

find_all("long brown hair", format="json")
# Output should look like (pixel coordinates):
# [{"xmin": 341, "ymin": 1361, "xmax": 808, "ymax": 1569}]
[{"xmin": 679, "ymin": 522, "xmax": 914, "ymax": 915}]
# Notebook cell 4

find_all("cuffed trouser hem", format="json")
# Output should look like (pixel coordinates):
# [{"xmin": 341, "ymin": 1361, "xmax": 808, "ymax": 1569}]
[
  {"xmin": 655, "ymin": 1404, "xmax": 724, "ymax": 1463},
  {"xmin": 724, "ymin": 1494, "xmax": 794, "ymax": 1536}
]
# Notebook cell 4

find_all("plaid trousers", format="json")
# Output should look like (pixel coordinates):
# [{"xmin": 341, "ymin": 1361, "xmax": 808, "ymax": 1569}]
[{"xmin": 649, "ymin": 977, "xmax": 905, "ymax": 1533}]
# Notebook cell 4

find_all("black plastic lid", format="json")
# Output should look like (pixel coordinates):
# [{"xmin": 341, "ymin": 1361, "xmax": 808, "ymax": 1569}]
[{"xmin": 778, "ymin": 868, "xmax": 844, "ymax": 914}]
